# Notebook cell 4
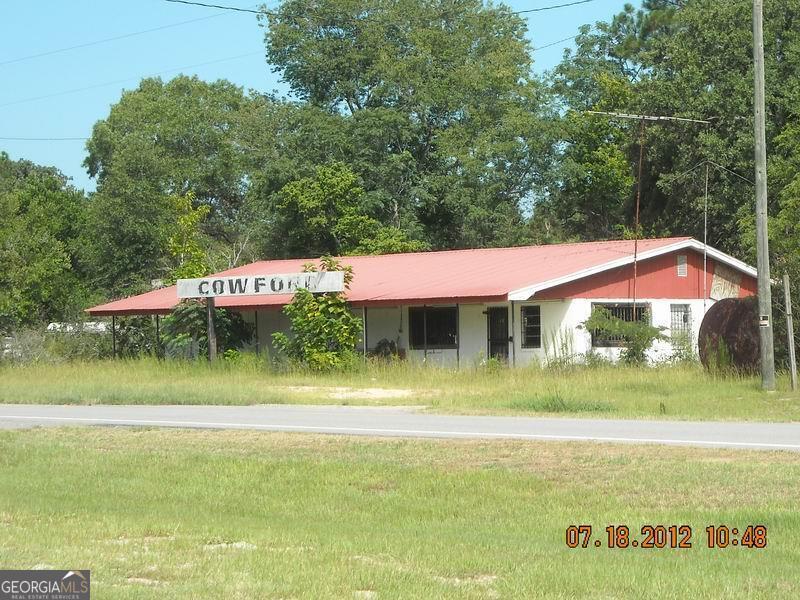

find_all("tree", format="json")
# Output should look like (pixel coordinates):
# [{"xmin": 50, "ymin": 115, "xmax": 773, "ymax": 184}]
[
  {"xmin": 260, "ymin": 0, "xmax": 555, "ymax": 249},
  {"xmin": 82, "ymin": 76, "xmax": 253, "ymax": 296},
  {"xmin": 543, "ymin": 75, "xmax": 636, "ymax": 240},
  {"xmin": 0, "ymin": 153, "xmax": 91, "ymax": 332},
  {"xmin": 260, "ymin": 162, "xmax": 425, "ymax": 257},
  {"xmin": 166, "ymin": 192, "xmax": 211, "ymax": 283},
  {"xmin": 272, "ymin": 257, "xmax": 362, "ymax": 370},
  {"xmin": 80, "ymin": 186, "xmax": 173, "ymax": 297},
  {"xmin": 85, "ymin": 76, "xmax": 251, "ymax": 233},
  {"xmin": 548, "ymin": 0, "xmax": 800, "ymax": 263}
]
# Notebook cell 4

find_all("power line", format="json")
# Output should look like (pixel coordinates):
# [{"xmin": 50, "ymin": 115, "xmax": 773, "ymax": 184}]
[
  {"xmin": 164, "ymin": 0, "xmax": 261, "ymax": 13},
  {"xmin": 164, "ymin": 0, "xmax": 597, "ymax": 16},
  {"xmin": 0, "ymin": 51, "xmax": 263, "ymax": 108},
  {"xmin": 0, "ymin": 12, "xmax": 233, "ymax": 68},
  {"xmin": 516, "ymin": 0, "xmax": 597, "ymax": 13},
  {"xmin": 533, "ymin": 34, "xmax": 580, "ymax": 51}
]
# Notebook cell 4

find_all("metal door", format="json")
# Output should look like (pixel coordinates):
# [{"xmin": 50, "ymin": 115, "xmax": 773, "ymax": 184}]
[{"xmin": 487, "ymin": 307, "xmax": 509, "ymax": 360}]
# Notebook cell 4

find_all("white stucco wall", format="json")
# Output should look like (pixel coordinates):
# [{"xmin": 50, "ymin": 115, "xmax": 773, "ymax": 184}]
[
  {"xmin": 528, "ymin": 298, "xmax": 711, "ymax": 364},
  {"xmin": 240, "ymin": 297, "xmax": 714, "ymax": 367},
  {"xmin": 239, "ymin": 309, "xmax": 291, "ymax": 356}
]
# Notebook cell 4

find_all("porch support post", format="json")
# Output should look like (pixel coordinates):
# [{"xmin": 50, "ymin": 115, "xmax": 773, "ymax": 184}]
[
  {"xmin": 207, "ymin": 297, "xmax": 217, "ymax": 361},
  {"xmin": 155, "ymin": 315, "xmax": 161, "ymax": 358},
  {"xmin": 254, "ymin": 310, "xmax": 260, "ymax": 356},
  {"xmin": 362, "ymin": 306, "xmax": 368, "ymax": 359},
  {"xmin": 423, "ymin": 305, "xmax": 428, "ymax": 360},
  {"xmin": 111, "ymin": 315, "xmax": 116, "ymax": 359},
  {"xmin": 456, "ymin": 304, "xmax": 460, "ymax": 369},
  {"xmin": 510, "ymin": 300, "xmax": 516, "ymax": 367}
]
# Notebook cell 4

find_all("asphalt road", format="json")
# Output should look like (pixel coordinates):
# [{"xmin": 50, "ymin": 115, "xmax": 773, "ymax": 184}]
[{"xmin": 1, "ymin": 404, "xmax": 799, "ymax": 451}]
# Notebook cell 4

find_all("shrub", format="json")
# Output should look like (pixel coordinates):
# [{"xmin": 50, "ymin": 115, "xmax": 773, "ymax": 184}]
[
  {"xmin": 161, "ymin": 301, "xmax": 253, "ymax": 359},
  {"xmin": 1, "ymin": 324, "xmax": 113, "ymax": 363},
  {"xmin": 668, "ymin": 333, "xmax": 698, "ymax": 365},
  {"xmin": 272, "ymin": 257, "xmax": 362, "ymax": 371},
  {"xmin": 704, "ymin": 337, "xmax": 735, "ymax": 374},
  {"xmin": 372, "ymin": 338, "xmax": 401, "ymax": 360},
  {"xmin": 583, "ymin": 306, "xmax": 666, "ymax": 365}
]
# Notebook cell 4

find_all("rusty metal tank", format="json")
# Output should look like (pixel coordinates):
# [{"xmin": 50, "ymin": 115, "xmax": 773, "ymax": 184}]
[{"xmin": 698, "ymin": 297, "xmax": 760, "ymax": 371}]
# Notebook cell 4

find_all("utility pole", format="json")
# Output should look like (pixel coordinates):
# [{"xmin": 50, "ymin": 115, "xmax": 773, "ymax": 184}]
[
  {"xmin": 752, "ymin": 0, "xmax": 776, "ymax": 390},
  {"xmin": 784, "ymin": 275, "xmax": 797, "ymax": 391}
]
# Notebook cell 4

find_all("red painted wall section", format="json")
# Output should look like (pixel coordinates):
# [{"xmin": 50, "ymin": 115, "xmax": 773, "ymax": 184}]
[
  {"xmin": 535, "ymin": 250, "xmax": 756, "ymax": 300},
  {"xmin": 738, "ymin": 270, "xmax": 758, "ymax": 297}
]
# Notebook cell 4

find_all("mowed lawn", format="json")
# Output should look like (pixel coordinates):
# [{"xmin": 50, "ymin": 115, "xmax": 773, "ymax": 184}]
[
  {"xmin": 0, "ymin": 428, "xmax": 798, "ymax": 598},
  {"xmin": 0, "ymin": 359, "xmax": 799, "ymax": 421}
]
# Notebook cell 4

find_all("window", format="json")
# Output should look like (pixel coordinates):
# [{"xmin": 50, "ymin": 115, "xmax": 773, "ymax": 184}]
[
  {"xmin": 591, "ymin": 302, "xmax": 650, "ymax": 348},
  {"xmin": 409, "ymin": 307, "xmax": 458, "ymax": 349},
  {"xmin": 676, "ymin": 254, "xmax": 688, "ymax": 277},
  {"xmin": 521, "ymin": 306, "xmax": 541, "ymax": 348},
  {"xmin": 670, "ymin": 304, "xmax": 692, "ymax": 337}
]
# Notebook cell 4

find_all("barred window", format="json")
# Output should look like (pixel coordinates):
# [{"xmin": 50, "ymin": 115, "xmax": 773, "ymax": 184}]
[
  {"xmin": 670, "ymin": 304, "xmax": 692, "ymax": 336},
  {"xmin": 591, "ymin": 303, "xmax": 650, "ymax": 348},
  {"xmin": 521, "ymin": 306, "xmax": 541, "ymax": 349}
]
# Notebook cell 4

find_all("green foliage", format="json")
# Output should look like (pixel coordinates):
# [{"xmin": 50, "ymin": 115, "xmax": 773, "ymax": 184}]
[
  {"xmin": 703, "ymin": 336, "xmax": 735, "ymax": 375},
  {"xmin": 0, "ymin": 153, "xmax": 91, "ymax": 332},
  {"xmin": 80, "ymin": 189, "xmax": 172, "ymax": 297},
  {"xmin": 584, "ymin": 306, "xmax": 666, "ymax": 365},
  {"xmin": 506, "ymin": 391, "xmax": 612, "ymax": 413},
  {"xmin": 85, "ymin": 76, "xmax": 251, "ymax": 230},
  {"xmin": 271, "ymin": 162, "xmax": 366, "ymax": 255},
  {"xmin": 771, "ymin": 122, "xmax": 800, "ymax": 344},
  {"xmin": 112, "ymin": 316, "xmax": 160, "ymax": 358},
  {"xmin": 82, "ymin": 76, "xmax": 253, "ymax": 296},
  {"xmin": 161, "ymin": 301, "xmax": 253, "ymax": 359},
  {"xmin": 272, "ymin": 257, "xmax": 363, "ymax": 370},
  {"xmin": 166, "ymin": 192, "xmax": 211, "ymax": 283},
  {"xmin": 266, "ymin": 162, "xmax": 427, "ymax": 257},
  {"xmin": 669, "ymin": 333, "xmax": 697, "ymax": 366},
  {"xmin": 347, "ymin": 226, "xmax": 428, "ymax": 256},
  {"xmin": 546, "ymin": 0, "xmax": 800, "ymax": 269},
  {"xmin": 1, "ymin": 326, "xmax": 112, "ymax": 364},
  {"xmin": 222, "ymin": 348, "xmax": 243, "ymax": 364},
  {"xmin": 259, "ymin": 0, "xmax": 555, "ymax": 250},
  {"xmin": 544, "ymin": 73, "xmax": 636, "ymax": 240}
]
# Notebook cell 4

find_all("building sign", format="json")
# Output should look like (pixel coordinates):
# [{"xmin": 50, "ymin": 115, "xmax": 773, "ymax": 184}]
[{"xmin": 176, "ymin": 272, "xmax": 345, "ymax": 299}]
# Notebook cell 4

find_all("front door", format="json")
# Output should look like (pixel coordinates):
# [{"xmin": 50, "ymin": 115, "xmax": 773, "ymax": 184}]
[{"xmin": 487, "ymin": 307, "xmax": 509, "ymax": 360}]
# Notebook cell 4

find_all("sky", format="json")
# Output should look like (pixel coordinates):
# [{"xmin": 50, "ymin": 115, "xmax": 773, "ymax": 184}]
[{"xmin": 0, "ymin": 0, "xmax": 628, "ymax": 192}]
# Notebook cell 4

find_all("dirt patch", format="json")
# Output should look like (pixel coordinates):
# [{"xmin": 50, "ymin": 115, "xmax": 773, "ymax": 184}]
[
  {"xmin": 433, "ymin": 574, "xmax": 498, "ymax": 587},
  {"xmin": 278, "ymin": 386, "xmax": 422, "ymax": 401},
  {"xmin": 351, "ymin": 554, "xmax": 411, "ymax": 572},
  {"xmin": 126, "ymin": 577, "xmax": 163, "ymax": 586},
  {"xmin": 265, "ymin": 545, "xmax": 315, "ymax": 553},
  {"xmin": 203, "ymin": 540, "xmax": 256, "ymax": 551}
]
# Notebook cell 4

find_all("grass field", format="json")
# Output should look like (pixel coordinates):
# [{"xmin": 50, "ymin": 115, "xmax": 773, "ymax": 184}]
[
  {"xmin": 0, "ymin": 359, "xmax": 798, "ymax": 421},
  {"xmin": 0, "ymin": 427, "xmax": 798, "ymax": 598}
]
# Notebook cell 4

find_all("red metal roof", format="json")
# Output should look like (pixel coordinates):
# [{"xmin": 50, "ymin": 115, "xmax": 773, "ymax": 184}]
[{"xmin": 87, "ymin": 237, "xmax": 700, "ymax": 316}]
